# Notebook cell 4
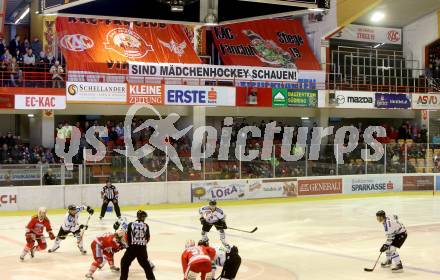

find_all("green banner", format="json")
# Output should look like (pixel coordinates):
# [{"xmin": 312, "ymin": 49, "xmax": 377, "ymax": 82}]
[{"xmin": 272, "ymin": 89, "xmax": 318, "ymax": 107}]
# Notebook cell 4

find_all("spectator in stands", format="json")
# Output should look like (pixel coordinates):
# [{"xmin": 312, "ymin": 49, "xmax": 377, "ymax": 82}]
[
  {"xmin": 23, "ymin": 38, "xmax": 30, "ymax": 52},
  {"xmin": 420, "ymin": 125, "xmax": 428, "ymax": 143},
  {"xmin": 43, "ymin": 169, "xmax": 55, "ymax": 185},
  {"xmin": 31, "ymin": 37, "xmax": 42, "ymax": 59},
  {"xmin": 46, "ymin": 52, "xmax": 55, "ymax": 65},
  {"xmin": 23, "ymin": 48, "xmax": 36, "ymax": 67},
  {"xmin": 8, "ymin": 35, "xmax": 20, "ymax": 56},
  {"xmin": 8, "ymin": 57, "xmax": 21, "ymax": 87},
  {"xmin": 50, "ymin": 60, "xmax": 64, "ymax": 88},
  {"xmin": 5, "ymin": 132, "xmax": 15, "ymax": 146},
  {"xmin": 2, "ymin": 48, "xmax": 12, "ymax": 64},
  {"xmin": 0, "ymin": 144, "xmax": 10, "ymax": 163},
  {"xmin": 15, "ymin": 49, "xmax": 23, "ymax": 64},
  {"xmin": 0, "ymin": 38, "xmax": 5, "ymax": 58}
]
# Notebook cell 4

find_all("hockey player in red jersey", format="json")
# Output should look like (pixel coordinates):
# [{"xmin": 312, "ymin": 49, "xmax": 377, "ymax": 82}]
[
  {"xmin": 181, "ymin": 240, "xmax": 216, "ymax": 280},
  {"xmin": 85, "ymin": 230, "xmax": 128, "ymax": 279},
  {"xmin": 20, "ymin": 207, "xmax": 55, "ymax": 261}
]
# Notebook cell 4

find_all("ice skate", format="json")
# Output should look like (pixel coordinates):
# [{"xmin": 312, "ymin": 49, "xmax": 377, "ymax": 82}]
[
  {"xmin": 381, "ymin": 259, "xmax": 391, "ymax": 268},
  {"xmin": 110, "ymin": 266, "xmax": 120, "ymax": 272},
  {"xmin": 48, "ymin": 245, "xmax": 59, "ymax": 253},
  {"xmin": 85, "ymin": 272, "xmax": 94, "ymax": 279},
  {"xmin": 391, "ymin": 263, "xmax": 403, "ymax": 273}
]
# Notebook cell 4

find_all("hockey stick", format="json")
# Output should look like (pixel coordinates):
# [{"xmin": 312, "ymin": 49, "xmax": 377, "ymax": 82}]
[
  {"xmin": 364, "ymin": 252, "xmax": 382, "ymax": 272},
  {"xmin": 80, "ymin": 214, "xmax": 92, "ymax": 239},
  {"xmin": 227, "ymin": 226, "xmax": 258, "ymax": 234}
]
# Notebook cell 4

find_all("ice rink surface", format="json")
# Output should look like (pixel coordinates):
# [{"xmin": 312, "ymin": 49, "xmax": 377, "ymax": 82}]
[{"xmin": 1, "ymin": 195, "xmax": 440, "ymax": 280}]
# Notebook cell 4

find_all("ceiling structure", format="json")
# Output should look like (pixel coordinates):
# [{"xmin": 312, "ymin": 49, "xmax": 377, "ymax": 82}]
[
  {"xmin": 355, "ymin": 0, "xmax": 440, "ymax": 28},
  {"xmin": 38, "ymin": 0, "xmax": 327, "ymax": 25}
]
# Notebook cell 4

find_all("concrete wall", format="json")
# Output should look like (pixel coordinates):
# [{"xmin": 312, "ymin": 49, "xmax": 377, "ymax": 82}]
[{"xmin": 403, "ymin": 11, "xmax": 439, "ymax": 70}]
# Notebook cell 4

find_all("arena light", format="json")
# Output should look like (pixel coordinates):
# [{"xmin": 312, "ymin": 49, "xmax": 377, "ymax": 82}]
[
  {"xmin": 27, "ymin": 114, "xmax": 34, "ymax": 118},
  {"xmin": 308, "ymin": 8, "xmax": 324, "ymax": 12},
  {"xmin": 301, "ymin": 117, "xmax": 310, "ymax": 120},
  {"xmin": 14, "ymin": 7, "xmax": 30, "ymax": 24},
  {"xmin": 370, "ymin": 11, "xmax": 385, "ymax": 23}
]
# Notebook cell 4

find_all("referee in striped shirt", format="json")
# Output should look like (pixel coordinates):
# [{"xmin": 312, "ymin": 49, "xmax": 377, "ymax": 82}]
[
  {"xmin": 99, "ymin": 179, "xmax": 121, "ymax": 219},
  {"xmin": 120, "ymin": 210, "xmax": 155, "ymax": 280}
]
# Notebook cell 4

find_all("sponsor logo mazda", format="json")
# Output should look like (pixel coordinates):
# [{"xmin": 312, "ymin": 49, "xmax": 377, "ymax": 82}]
[{"xmin": 347, "ymin": 96, "xmax": 373, "ymax": 103}]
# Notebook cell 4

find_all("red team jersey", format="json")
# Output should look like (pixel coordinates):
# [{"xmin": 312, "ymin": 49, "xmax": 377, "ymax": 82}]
[
  {"xmin": 94, "ymin": 233, "xmax": 122, "ymax": 253},
  {"xmin": 181, "ymin": 245, "xmax": 216, "ymax": 279},
  {"xmin": 26, "ymin": 215, "xmax": 52, "ymax": 236}
]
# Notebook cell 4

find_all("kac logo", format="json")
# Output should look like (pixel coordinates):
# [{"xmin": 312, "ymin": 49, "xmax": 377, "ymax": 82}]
[
  {"xmin": 60, "ymin": 34, "xmax": 94, "ymax": 52},
  {"xmin": 104, "ymin": 28, "xmax": 153, "ymax": 59},
  {"xmin": 387, "ymin": 31, "xmax": 400, "ymax": 43}
]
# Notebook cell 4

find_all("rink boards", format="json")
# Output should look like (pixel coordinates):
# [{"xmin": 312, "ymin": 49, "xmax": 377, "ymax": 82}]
[{"xmin": 1, "ymin": 173, "xmax": 439, "ymax": 211}]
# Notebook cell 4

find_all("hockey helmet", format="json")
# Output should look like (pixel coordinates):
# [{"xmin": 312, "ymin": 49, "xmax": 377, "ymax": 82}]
[
  {"xmin": 137, "ymin": 210, "xmax": 148, "ymax": 220},
  {"xmin": 68, "ymin": 204, "xmax": 77, "ymax": 212},
  {"xmin": 38, "ymin": 207, "xmax": 47, "ymax": 220},
  {"xmin": 228, "ymin": 245, "xmax": 239, "ymax": 255},
  {"xmin": 198, "ymin": 240, "xmax": 209, "ymax": 247},
  {"xmin": 376, "ymin": 210, "xmax": 386, "ymax": 218},
  {"xmin": 185, "ymin": 239, "xmax": 195, "ymax": 248},
  {"xmin": 209, "ymin": 199, "xmax": 217, "ymax": 206}
]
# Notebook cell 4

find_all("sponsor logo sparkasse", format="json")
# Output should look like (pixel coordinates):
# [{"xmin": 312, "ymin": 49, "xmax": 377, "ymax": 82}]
[{"xmin": 298, "ymin": 178, "xmax": 343, "ymax": 195}]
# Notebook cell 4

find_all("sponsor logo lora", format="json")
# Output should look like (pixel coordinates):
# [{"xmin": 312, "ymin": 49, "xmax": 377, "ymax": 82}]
[
  {"xmin": 351, "ymin": 179, "xmax": 394, "ymax": 192},
  {"xmin": 104, "ymin": 28, "xmax": 153, "ymax": 59},
  {"xmin": 209, "ymin": 184, "xmax": 244, "ymax": 199},
  {"xmin": 60, "ymin": 34, "xmax": 94, "ymax": 52}
]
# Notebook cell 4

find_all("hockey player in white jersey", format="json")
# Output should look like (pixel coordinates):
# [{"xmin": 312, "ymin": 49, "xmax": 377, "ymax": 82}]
[
  {"xmin": 212, "ymin": 245, "xmax": 241, "ymax": 280},
  {"xmin": 376, "ymin": 210, "xmax": 407, "ymax": 272},
  {"xmin": 199, "ymin": 200, "xmax": 228, "ymax": 247},
  {"xmin": 49, "ymin": 204, "xmax": 94, "ymax": 254}
]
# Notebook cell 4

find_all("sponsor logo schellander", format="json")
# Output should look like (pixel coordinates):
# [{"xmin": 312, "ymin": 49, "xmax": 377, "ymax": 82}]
[
  {"xmin": 104, "ymin": 28, "xmax": 153, "ymax": 59},
  {"xmin": 60, "ymin": 34, "xmax": 94, "ymax": 52}
]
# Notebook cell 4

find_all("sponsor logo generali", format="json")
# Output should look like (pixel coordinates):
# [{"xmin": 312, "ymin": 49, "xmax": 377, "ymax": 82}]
[{"xmin": 298, "ymin": 179, "xmax": 343, "ymax": 196}]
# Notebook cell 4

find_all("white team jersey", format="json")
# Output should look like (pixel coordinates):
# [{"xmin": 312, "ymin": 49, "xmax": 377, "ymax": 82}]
[
  {"xmin": 383, "ymin": 215, "xmax": 406, "ymax": 245},
  {"xmin": 214, "ymin": 245, "xmax": 227, "ymax": 267},
  {"xmin": 199, "ymin": 206, "xmax": 225, "ymax": 224},
  {"xmin": 61, "ymin": 206, "xmax": 86, "ymax": 232},
  {"xmin": 117, "ymin": 217, "xmax": 129, "ymax": 231}
]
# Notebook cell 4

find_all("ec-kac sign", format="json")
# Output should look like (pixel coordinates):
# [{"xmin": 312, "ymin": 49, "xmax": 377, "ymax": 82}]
[{"xmin": 15, "ymin": 95, "xmax": 66, "ymax": 110}]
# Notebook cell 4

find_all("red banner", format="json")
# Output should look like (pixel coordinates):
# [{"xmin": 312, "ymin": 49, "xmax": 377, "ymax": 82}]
[
  {"xmin": 0, "ymin": 95, "xmax": 14, "ymax": 109},
  {"xmin": 212, "ymin": 19, "xmax": 320, "ymax": 70},
  {"xmin": 236, "ymin": 87, "xmax": 272, "ymax": 107},
  {"xmin": 56, "ymin": 18, "xmax": 201, "ymax": 73}
]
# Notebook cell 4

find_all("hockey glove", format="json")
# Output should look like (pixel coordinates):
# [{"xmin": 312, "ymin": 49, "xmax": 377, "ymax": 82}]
[
  {"xmin": 200, "ymin": 217, "xmax": 209, "ymax": 226},
  {"xmin": 215, "ymin": 220, "xmax": 227, "ymax": 229},
  {"xmin": 48, "ymin": 231, "xmax": 56, "ymax": 240},
  {"xmin": 25, "ymin": 232, "xmax": 36, "ymax": 242},
  {"xmin": 380, "ymin": 244, "xmax": 390, "ymax": 252},
  {"xmin": 113, "ymin": 221, "xmax": 121, "ymax": 231},
  {"xmin": 86, "ymin": 206, "xmax": 94, "ymax": 215},
  {"xmin": 79, "ymin": 224, "xmax": 88, "ymax": 230}
]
